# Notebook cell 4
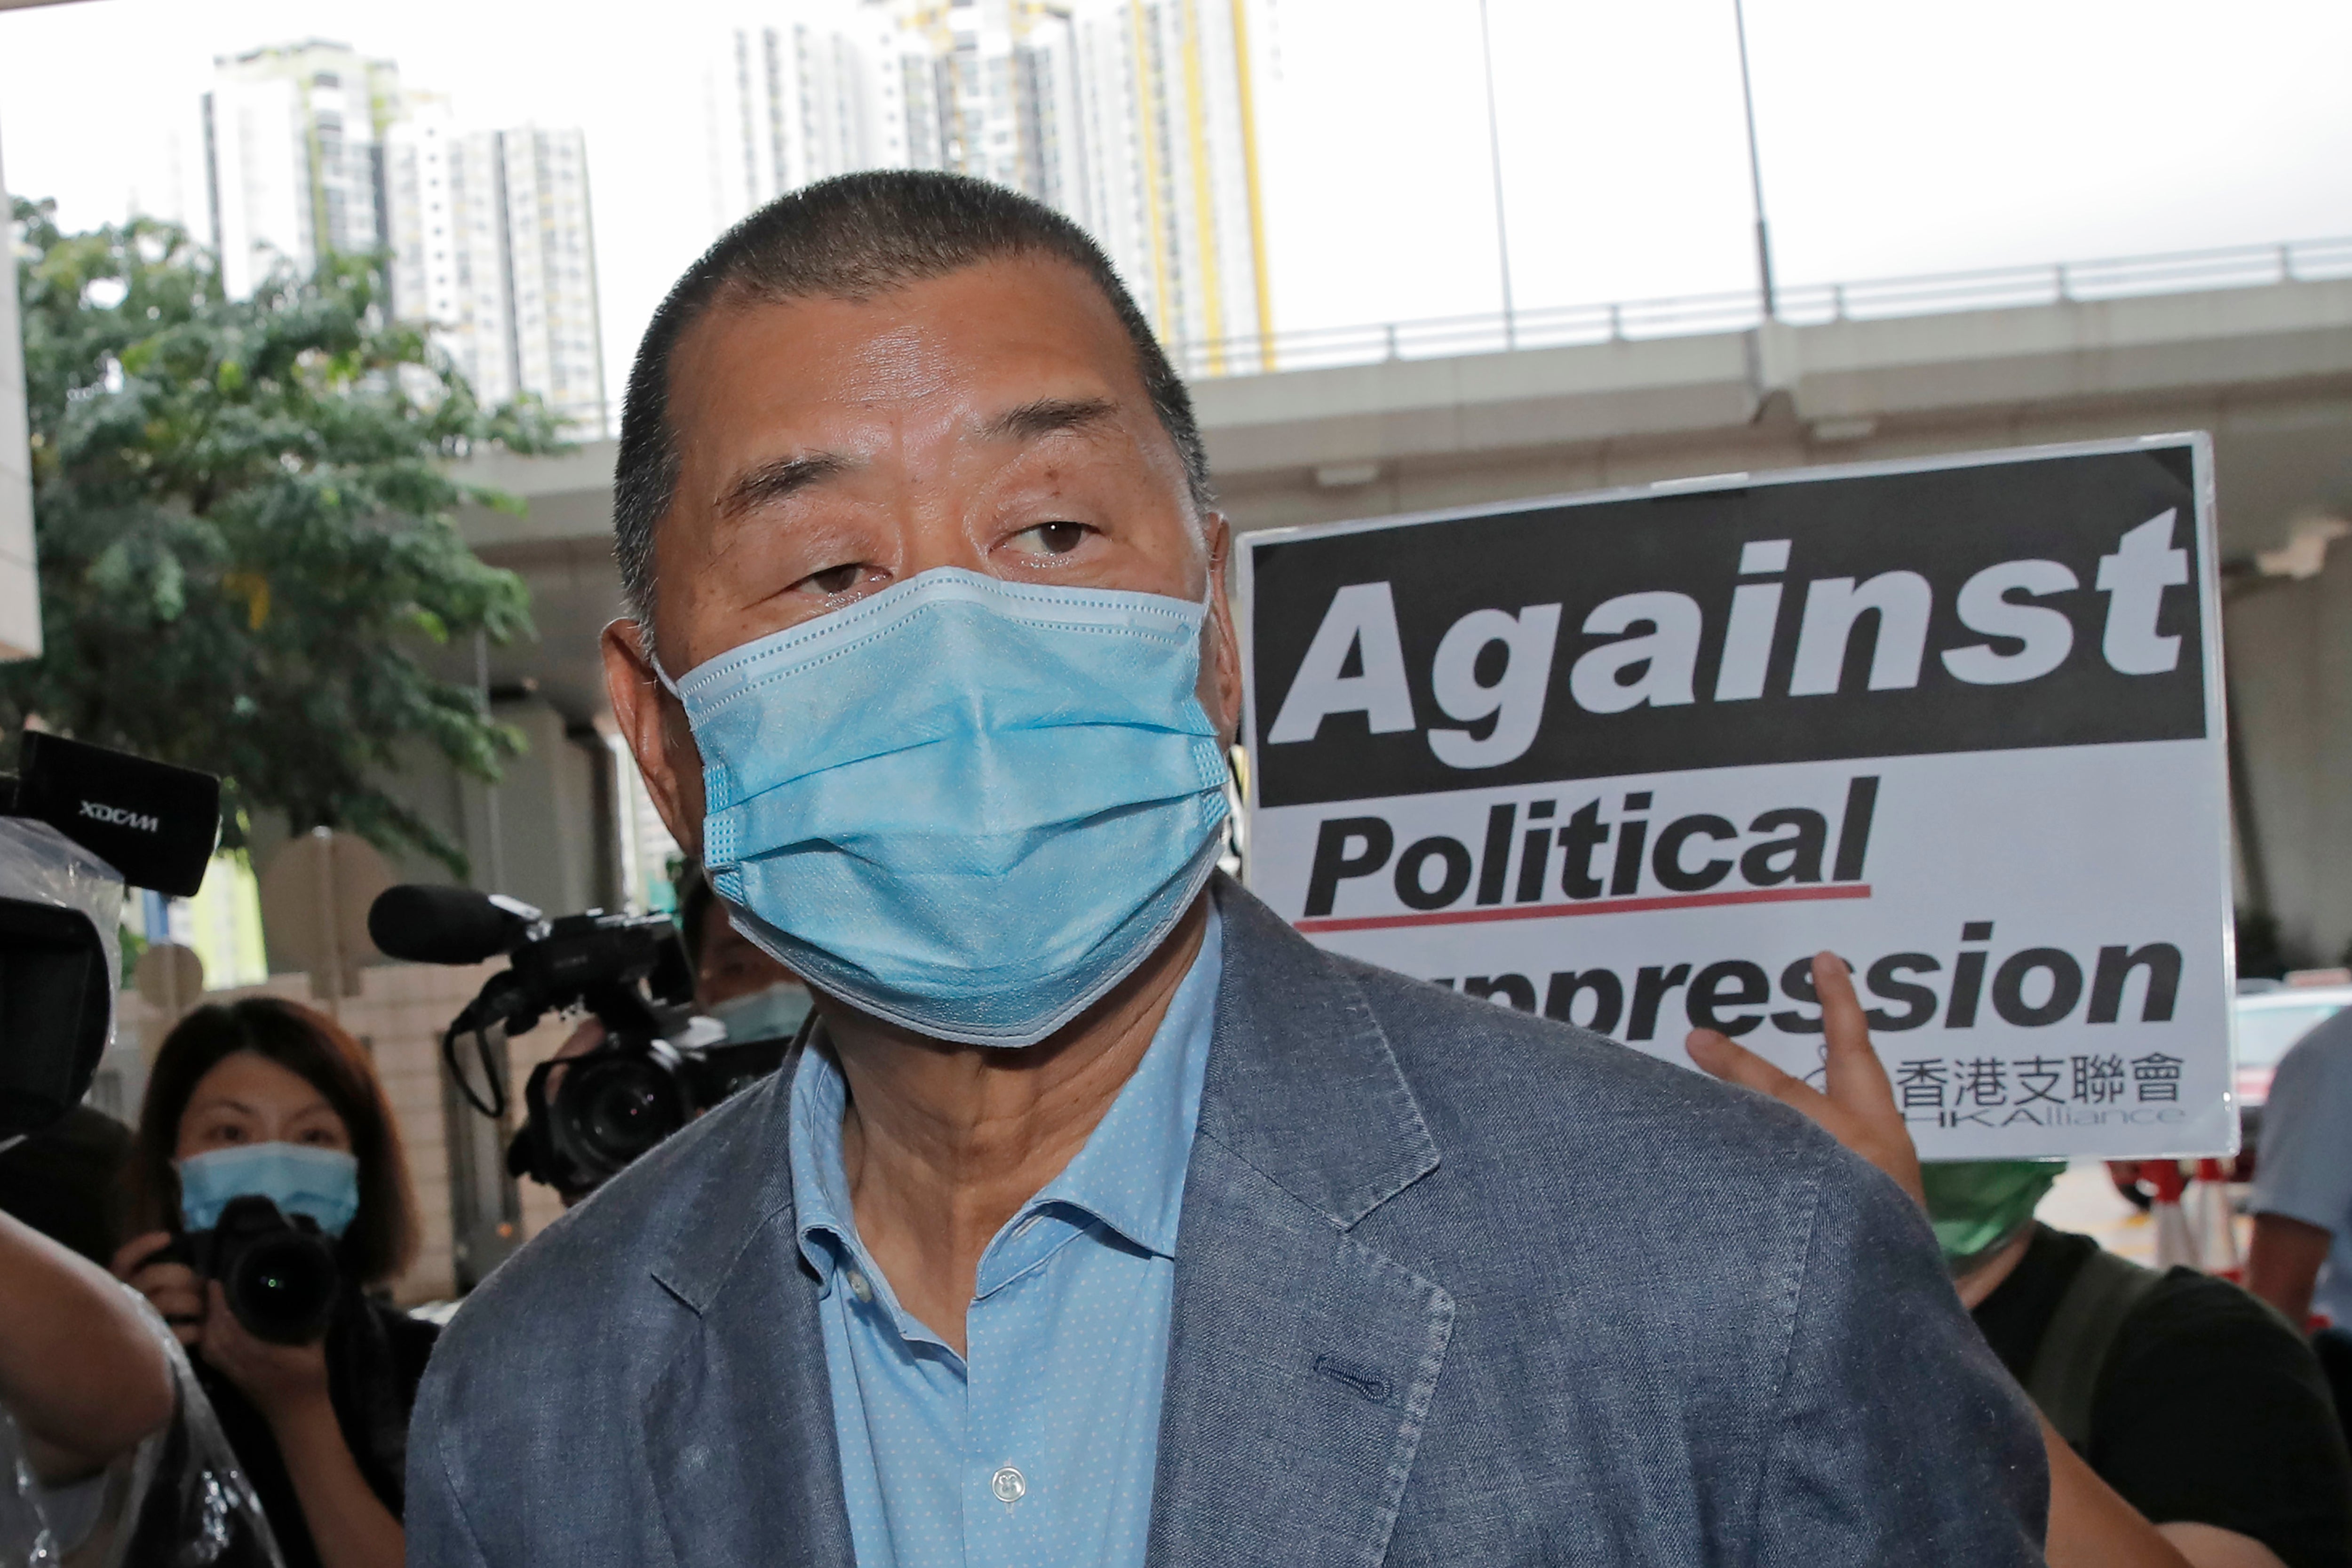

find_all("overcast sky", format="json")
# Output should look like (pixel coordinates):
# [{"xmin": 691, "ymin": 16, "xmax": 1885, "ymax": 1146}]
[{"xmin": 6, "ymin": 0, "xmax": 2350, "ymax": 416}]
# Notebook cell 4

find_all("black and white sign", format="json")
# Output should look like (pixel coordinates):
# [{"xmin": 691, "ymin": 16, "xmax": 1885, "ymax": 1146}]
[{"xmin": 1238, "ymin": 436, "xmax": 2233, "ymax": 1158}]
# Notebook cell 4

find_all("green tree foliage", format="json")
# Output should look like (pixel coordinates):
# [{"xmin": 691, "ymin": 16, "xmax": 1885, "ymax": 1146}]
[{"xmin": 6, "ymin": 199, "xmax": 565, "ymax": 873}]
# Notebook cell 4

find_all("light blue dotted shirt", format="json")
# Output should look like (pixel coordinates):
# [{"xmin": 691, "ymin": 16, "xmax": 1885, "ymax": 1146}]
[{"xmin": 787, "ymin": 906, "xmax": 1221, "ymax": 1568}]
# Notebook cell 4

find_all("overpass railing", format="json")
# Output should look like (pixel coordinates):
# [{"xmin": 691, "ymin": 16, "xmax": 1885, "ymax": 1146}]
[{"xmin": 1168, "ymin": 234, "xmax": 2352, "ymax": 382}]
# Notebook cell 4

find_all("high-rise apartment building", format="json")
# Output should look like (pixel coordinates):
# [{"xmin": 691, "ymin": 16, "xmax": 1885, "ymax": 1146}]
[
  {"xmin": 890, "ymin": 2, "xmax": 1088, "ymax": 216},
  {"xmin": 706, "ymin": 0, "xmax": 1273, "ymax": 370},
  {"xmin": 495, "ymin": 130, "xmax": 606, "ymax": 431},
  {"xmin": 384, "ymin": 97, "xmax": 510, "ymax": 399},
  {"xmin": 706, "ymin": 6, "xmax": 898, "ymax": 235},
  {"xmin": 384, "ymin": 105, "xmax": 608, "ymax": 430},
  {"xmin": 1069, "ymin": 0, "xmax": 1271, "ymax": 370},
  {"xmin": 206, "ymin": 45, "xmax": 608, "ymax": 432},
  {"xmin": 204, "ymin": 41, "xmax": 400, "ymax": 302}
]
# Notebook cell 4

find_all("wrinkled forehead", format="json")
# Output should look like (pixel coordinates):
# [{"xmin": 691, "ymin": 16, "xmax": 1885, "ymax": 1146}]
[{"xmin": 660, "ymin": 255, "xmax": 1172, "ymax": 491}]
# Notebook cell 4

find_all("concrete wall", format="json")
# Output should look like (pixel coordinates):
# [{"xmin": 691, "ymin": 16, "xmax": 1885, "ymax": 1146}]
[
  {"xmin": 366, "ymin": 695, "xmax": 622, "ymax": 912},
  {"xmin": 459, "ymin": 699, "xmax": 616, "ymax": 915},
  {"xmin": 2225, "ymin": 555, "xmax": 2352, "ymax": 966},
  {"xmin": 1191, "ymin": 281, "xmax": 2352, "ymax": 556},
  {"xmin": 0, "ymin": 123, "xmax": 43, "ymax": 659}
]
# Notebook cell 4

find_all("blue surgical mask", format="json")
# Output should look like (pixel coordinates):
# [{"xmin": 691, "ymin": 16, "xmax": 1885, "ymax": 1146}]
[
  {"xmin": 176, "ymin": 1142, "xmax": 361, "ymax": 1237},
  {"xmin": 705, "ymin": 981, "xmax": 814, "ymax": 1045},
  {"xmin": 660, "ymin": 567, "xmax": 1229, "ymax": 1047}
]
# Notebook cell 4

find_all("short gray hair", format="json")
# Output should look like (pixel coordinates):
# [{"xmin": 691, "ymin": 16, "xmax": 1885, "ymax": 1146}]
[{"xmin": 612, "ymin": 170, "xmax": 1213, "ymax": 637}]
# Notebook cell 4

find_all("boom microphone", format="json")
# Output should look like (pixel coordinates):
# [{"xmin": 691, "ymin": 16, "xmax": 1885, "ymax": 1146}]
[{"xmin": 367, "ymin": 885, "xmax": 544, "ymax": 965}]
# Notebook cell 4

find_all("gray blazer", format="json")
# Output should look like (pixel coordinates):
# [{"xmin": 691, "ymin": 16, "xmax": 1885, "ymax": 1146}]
[{"xmin": 409, "ymin": 879, "xmax": 2045, "ymax": 1565}]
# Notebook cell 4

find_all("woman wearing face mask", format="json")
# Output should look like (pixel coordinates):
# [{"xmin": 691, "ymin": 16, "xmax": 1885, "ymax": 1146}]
[{"xmin": 112, "ymin": 998, "xmax": 430, "ymax": 1568}]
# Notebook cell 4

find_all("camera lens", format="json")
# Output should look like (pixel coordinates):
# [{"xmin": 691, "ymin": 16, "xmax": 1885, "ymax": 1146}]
[
  {"xmin": 225, "ymin": 1230, "xmax": 340, "ymax": 1345},
  {"xmin": 564, "ymin": 1054, "xmax": 684, "ymax": 1177}
]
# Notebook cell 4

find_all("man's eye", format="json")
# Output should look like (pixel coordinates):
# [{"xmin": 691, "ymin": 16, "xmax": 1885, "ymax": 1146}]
[
  {"xmin": 804, "ymin": 563, "xmax": 861, "ymax": 594},
  {"xmin": 1013, "ymin": 522, "xmax": 1090, "ymax": 557}
]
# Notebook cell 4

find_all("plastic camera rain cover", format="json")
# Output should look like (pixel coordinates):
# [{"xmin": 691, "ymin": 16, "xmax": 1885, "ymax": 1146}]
[{"xmin": 0, "ymin": 818, "xmax": 122, "ymax": 1144}]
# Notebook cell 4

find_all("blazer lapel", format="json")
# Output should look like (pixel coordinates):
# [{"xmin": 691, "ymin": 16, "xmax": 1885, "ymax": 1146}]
[
  {"xmin": 1147, "ymin": 883, "xmax": 1455, "ymax": 1568},
  {"xmin": 626, "ymin": 893, "xmax": 1451, "ymax": 1568},
  {"xmin": 639, "ymin": 1063, "xmax": 856, "ymax": 1568}
]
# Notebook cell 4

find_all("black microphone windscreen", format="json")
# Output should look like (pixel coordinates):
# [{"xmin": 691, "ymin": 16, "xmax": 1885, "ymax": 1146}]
[{"xmin": 369, "ymin": 884, "xmax": 530, "ymax": 964}]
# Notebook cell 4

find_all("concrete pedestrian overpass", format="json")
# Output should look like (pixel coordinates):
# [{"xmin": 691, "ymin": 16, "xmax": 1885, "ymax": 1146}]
[{"xmin": 448, "ymin": 242, "xmax": 2352, "ymax": 962}]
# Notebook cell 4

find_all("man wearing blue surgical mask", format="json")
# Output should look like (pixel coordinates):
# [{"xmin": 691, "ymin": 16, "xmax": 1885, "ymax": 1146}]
[{"xmin": 410, "ymin": 171, "xmax": 2045, "ymax": 1566}]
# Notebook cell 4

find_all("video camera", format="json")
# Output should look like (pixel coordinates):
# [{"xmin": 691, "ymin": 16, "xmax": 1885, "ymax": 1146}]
[
  {"xmin": 367, "ymin": 884, "xmax": 798, "ymax": 1197},
  {"xmin": 0, "ymin": 731, "xmax": 219, "ymax": 1142}
]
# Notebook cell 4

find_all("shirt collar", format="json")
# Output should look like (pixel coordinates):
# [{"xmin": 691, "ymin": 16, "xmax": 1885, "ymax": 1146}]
[
  {"xmin": 788, "ymin": 902, "xmax": 1222, "ymax": 1282},
  {"xmin": 1022, "ymin": 900, "xmax": 1220, "ymax": 1259},
  {"xmin": 786, "ymin": 1028, "xmax": 859, "ymax": 1284}
]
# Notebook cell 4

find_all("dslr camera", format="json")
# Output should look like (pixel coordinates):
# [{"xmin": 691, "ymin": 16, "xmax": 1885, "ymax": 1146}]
[
  {"xmin": 164, "ymin": 1194, "xmax": 341, "ymax": 1345},
  {"xmin": 368, "ymin": 885, "xmax": 798, "ymax": 1198}
]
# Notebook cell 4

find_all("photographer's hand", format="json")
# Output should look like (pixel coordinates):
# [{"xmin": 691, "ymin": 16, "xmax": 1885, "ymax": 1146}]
[
  {"xmin": 195, "ymin": 1280, "xmax": 329, "ymax": 1413},
  {"xmin": 112, "ymin": 1230, "xmax": 206, "ymax": 1347},
  {"xmin": 199, "ymin": 1281, "xmax": 403, "ymax": 1568},
  {"xmin": 545, "ymin": 1016, "xmax": 606, "ymax": 1098}
]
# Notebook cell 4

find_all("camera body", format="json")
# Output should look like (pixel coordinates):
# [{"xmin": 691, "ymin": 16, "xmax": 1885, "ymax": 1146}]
[
  {"xmin": 369, "ymin": 887, "xmax": 798, "ymax": 1198},
  {"xmin": 511, "ymin": 1025, "xmax": 791, "ymax": 1196},
  {"xmin": 0, "ymin": 732, "xmax": 219, "ymax": 1141},
  {"xmin": 465, "ymin": 907, "xmax": 696, "ymax": 1046},
  {"xmin": 169, "ymin": 1194, "xmax": 342, "ymax": 1345}
]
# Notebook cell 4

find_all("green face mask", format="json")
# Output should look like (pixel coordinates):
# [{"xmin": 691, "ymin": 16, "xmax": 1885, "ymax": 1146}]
[{"xmin": 1917, "ymin": 1159, "xmax": 2067, "ymax": 1273}]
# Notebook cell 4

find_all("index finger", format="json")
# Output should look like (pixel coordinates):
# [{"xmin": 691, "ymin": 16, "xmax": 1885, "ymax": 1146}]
[{"xmin": 1814, "ymin": 952, "xmax": 1898, "ymax": 1110}]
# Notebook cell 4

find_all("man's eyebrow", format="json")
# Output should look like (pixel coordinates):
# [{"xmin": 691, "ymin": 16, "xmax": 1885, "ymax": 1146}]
[
  {"xmin": 980, "ymin": 396, "xmax": 1120, "ymax": 444},
  {"xmin": 716, "ymin": 452, "xmax": 857, "ymax": 519}
]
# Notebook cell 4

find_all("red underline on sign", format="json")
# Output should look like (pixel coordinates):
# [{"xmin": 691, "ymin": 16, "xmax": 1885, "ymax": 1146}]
[{"xmin": 1295, "ymin": 883, "xmax": 1874, "ymax": 934}]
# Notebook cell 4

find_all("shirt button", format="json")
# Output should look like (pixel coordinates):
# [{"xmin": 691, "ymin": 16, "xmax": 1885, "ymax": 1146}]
[
  {"xmin": 845, "ymin": 1268, "xmax": 873, "ymax": 1303},
  {"xmin": 990, "ymin": 1465, "xmax": 1027, "ymax": 1505}
]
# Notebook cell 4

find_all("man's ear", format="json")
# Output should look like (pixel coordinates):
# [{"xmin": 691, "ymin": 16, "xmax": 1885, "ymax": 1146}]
[
  {"xmin": 602, "ymin": 618, "xmax": 707, "ymax": 860},
  {"xmin": 1199, "ymin": 513, "xmax": 1244, "ymax": 748}
]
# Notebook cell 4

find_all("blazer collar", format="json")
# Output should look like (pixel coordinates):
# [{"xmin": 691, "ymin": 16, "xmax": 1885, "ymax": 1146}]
[
  {"xmin": 1196, "ymin": 876, "xmax": 1440, "ymax": 1230},
  {"xmin": 627, "ymin": 1048, "xmax": 852, "ymax": 1567},
  {"xmin": 1147, "ymin": 879, "xmax": 1455, "ymax": 1568},
  {"xmin": 634, "ymin": 878, "xmax": 1448, "ymax": 1568},
  {"xmin": 642, "ymin": 1039, "xmax": 805, "ymax": 1316},
  {"xmin": 642, "ymin": 875, "xmax": 1440, "ymax": 1301}
]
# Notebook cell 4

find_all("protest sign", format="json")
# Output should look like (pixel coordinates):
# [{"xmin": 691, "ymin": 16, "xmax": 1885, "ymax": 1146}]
[{"xmin": 1238, "ymin": 435, "xmax": 2233, "ymax": 1158}]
